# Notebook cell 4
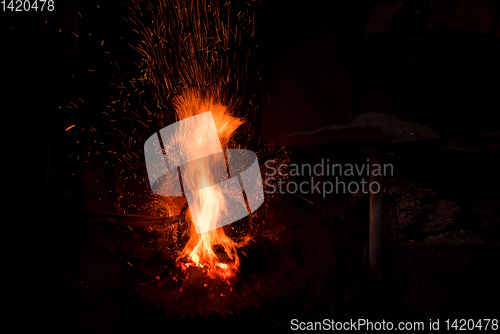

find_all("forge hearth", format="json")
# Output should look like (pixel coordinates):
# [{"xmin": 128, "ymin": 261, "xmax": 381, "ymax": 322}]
[{"xmin": 64, "ymin": 191, "xmax": 368, "ymax": 320}]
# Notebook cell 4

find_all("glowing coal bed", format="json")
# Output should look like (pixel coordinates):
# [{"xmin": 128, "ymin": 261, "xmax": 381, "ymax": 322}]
[{"xmin": 72, "ymin": 191, "xmax": 368, "ymax": 322}]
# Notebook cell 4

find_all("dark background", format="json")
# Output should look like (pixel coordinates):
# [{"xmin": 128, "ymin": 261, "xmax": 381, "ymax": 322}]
[{"xmin": 4, "ymin": 0, "xmax": 500, "ymax": 332}]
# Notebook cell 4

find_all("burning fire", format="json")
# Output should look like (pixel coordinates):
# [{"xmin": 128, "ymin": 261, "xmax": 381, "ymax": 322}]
[
  {"xmin": 169, "ymin": 88, "xmax": 247, "ymax": 277},
  {"xmin": 82, "ymin": 0, "xmax": 288, "ymax": 288},
  {"xmin": 116, "ymin": 0, "xmax": 263, "ymax": 281}
]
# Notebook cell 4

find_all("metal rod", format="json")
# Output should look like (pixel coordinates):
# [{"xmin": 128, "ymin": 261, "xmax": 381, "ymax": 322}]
[
  {"xmin": 314, "ymin": 148, "xmax": 322, "ymax": 209},
  {"xmin": 369, "ymin": 150, "xmax": 383, "ymax": 281},
  {"xmin": 83, "ymin": 212, "xmax": 181, "ymax": 227}
]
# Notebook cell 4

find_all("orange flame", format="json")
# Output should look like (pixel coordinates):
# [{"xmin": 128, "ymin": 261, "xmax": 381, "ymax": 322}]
[{"xmin": 172, "ymin": 88, "xmax": 245, "ymax": 277}]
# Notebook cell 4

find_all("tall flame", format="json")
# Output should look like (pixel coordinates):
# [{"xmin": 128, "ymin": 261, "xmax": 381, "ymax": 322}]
[
  {"xmin": 172, "ymin": 88, "xmax": 245, "ymax": 275},
  {"xmin": 125, "ymin": 0, "xmax": 257, "ymax": 277}
]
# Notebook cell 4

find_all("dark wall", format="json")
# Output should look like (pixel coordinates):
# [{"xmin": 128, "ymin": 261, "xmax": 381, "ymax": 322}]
[{"xmin": 259, "ymin": 0, "xmax": 500, "ymax": 144}]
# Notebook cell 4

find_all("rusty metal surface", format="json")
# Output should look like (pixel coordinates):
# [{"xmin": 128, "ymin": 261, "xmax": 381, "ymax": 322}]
[
  {"xmin": 265, "ymin": 112, "xmax": 442, "ymax": 147},
  {"xmin": 267, "ymin": 125, "xmax": 382, "ymax": 147}
]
